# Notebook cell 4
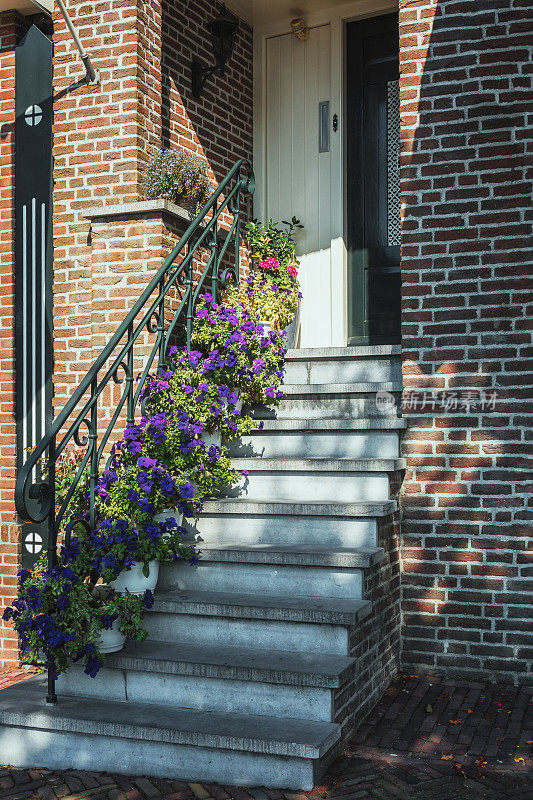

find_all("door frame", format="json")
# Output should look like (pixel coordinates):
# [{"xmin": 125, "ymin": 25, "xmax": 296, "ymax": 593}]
[{"xmin": 253, "ymin": 0, "xmax": 398, "ymax": 347}]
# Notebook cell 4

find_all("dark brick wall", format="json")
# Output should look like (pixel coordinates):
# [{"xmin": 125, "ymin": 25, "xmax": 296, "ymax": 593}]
[
  {"xmin": 399, "ymin": 0, "xmax": 533, "ymax": 684},
  {"xmin": 336, "ymin": 473, "xmax": 403, "ymax": 735}
]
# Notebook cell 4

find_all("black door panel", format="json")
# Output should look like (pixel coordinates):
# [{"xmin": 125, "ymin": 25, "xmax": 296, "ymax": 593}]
[{"xmin": 347, "ymin": 13, "xmax": 401, "ymax": 345}]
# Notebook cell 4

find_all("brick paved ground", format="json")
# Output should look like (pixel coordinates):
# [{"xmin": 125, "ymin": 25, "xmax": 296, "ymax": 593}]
[{"xmin": 0, "ymin": 669, "xmax": 531, "ymax": 799}]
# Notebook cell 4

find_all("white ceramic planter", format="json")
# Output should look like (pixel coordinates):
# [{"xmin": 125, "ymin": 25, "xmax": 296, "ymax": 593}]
[
  {"xmin": 221, "ymin": 395, "xmax": 243, "ymax": 414},
  {"xmin": 109, "ymin": 560, "xmax": 159, "ymax": 595},
  {"xmin": 154, "ymin": 510, "xmax": 184, "ymax": 531},
  {"xmin": 259, "ymin": 320, "xmax": 272, "ymax": 335},
  {"xmin": 97, "ymin": 619, "xmax": 125, "ymax": 654},
  {"xmin": 202, "ymin": 430, "xmax": 222, "ymax": 449}
]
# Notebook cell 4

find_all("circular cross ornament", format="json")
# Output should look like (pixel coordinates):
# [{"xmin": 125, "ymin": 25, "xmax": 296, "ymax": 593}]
[
  {"xmin": 24, "ymin": 105, "xmax": 43, "ymax": 126},
  {"xmin": 24, "ymin": 530, "xmax": 43, "ymax": 554}
]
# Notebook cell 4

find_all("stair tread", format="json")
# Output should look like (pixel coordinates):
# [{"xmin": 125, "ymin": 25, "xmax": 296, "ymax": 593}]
[
  {"xmin": 154, "ymin": 589, "xmax": 372, "ymax": 625},
  {"xmin": 231, "ymin": 456, "xmax": 405, "ymax": 471},
  {"xmin": 195, "ymin": 543, "xmax": 384, "ymax": 568},
  {"xmin": 249, "ymin": 417, "xmax": 406, "ymax": 431},
  {"xmin": 285, "ymin": 345, "xmax": 402, "ymax": 360},
  {"xmin": 0, "ymin": 677, "xmax": 340, "ymax": 758},
  {"xmin": 202, "ymin": 498, "xmax": 397, "ymax": 517},
  {"xmin": 105, "ymin": 640, "xmax": 355, "ymax": 687},
  {"xmin": 280, "ymin": 381, "xmax": 402, "ymax": 394}
]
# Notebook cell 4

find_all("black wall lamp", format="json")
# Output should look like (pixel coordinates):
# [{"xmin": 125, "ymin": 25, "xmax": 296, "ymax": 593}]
[{"xmin": 191, "ymin": 3, "xmax": 239, "ymax": 99}]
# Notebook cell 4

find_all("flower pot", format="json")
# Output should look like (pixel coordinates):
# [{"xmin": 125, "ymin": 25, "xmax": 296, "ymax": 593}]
[
  {"xmin": 97, "ymin": 619, "xmax": 125, "ymax": 654},
  {"xmin": 109, "ymin": 560, "xmax": 159, "ymax": 595},
  {"xmin": 259, "ymin": 320, "xmax": 272, "ymax": 336},
  {"xmin": 283, "ymin": 299, "xmax": 301, "ymax": 349},
  {"xmin": 154, "ymin": 510, "xmax": 184, "ymax": 530},
  {"xmin": 202, "ymin": 430, "xmax": 222, "ymax": 449}
]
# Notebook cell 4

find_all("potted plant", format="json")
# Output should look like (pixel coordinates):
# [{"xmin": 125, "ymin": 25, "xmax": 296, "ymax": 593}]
[
  {"xmin": 244, "ymin": 217, "xmax": 303, "ymax": 347},
  {"xmin": 191, "ymin": 293, "xmax": 286, "ymax": 408},
  {"xmin": 2, "ymin": 558, "xmax": 153, "ymax": 676},
  {"xmin": 140, "ymin": 149, "xmax": 210, "ymax": 214},
  {"xmin": 94, "ymin": 584, "xmax": 154, "ymax": 654},
  {"xmin": 140, "ymin": 353, "xmax": 243, "ymax": 495}
]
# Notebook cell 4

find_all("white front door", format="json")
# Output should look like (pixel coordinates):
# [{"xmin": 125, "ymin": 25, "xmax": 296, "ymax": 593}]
[{"xmin": 262, "ymin": 24, "xmax": 342, "ymax": 348}]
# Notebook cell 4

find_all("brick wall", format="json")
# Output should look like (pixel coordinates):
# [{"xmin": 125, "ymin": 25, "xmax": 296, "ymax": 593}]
[
  {"xmin": 0, "ymin": 12, "xmax": 26, "ymax": 664},
  {"xmin": 161, "ymin": 0, "xmax": 253, "ymax": 183},
  {"xmin": 336, "ymin": 473, "xmax": 403, "ymax": 737},
  {"xmin": 399, "ymin": 0, "xmax": 533, "ymax": 684}
]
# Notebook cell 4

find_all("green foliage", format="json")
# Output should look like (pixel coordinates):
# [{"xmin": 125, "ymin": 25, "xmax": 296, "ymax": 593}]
[
  {"xmin": 227, "ymin": 272, "xmax": 299, "ymax": 332},
  {"xmin": 245, "ymin": 217, "xmax": 303, "ymax": 267}
]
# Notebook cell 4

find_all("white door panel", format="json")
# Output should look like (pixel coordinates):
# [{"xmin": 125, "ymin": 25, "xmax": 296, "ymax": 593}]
[{"xmin": 265, "ymin": 24, "xmax": 333, "ymax": 348}]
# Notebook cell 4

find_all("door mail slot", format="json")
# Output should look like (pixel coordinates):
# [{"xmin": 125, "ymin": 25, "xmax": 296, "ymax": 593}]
[{"xmin": 319, "ymin": 100, "xmax": 330, "ymax": 153}]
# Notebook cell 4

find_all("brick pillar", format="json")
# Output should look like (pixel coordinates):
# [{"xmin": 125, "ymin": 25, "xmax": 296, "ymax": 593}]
[{"xmin": 52, "ymin": 0, "xmax": 163, "ymax": 415}]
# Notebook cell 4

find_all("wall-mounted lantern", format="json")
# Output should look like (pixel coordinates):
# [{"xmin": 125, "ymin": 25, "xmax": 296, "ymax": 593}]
[
  {"xmin": 291, "ymin": 18, "xmax": 309, "ymax": 42},
  {"xmin": 191, "ymin": 3, "xmax": 239, "ymax": 99}
]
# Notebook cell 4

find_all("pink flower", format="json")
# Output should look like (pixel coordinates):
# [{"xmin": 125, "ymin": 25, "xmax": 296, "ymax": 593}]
[
  {"xmin": 287, "ymin": 263, "xmax": 298, "ymax": 278},
  {"xmin": 258, "ymin": 257, "xmax": 280, "ymax": 272}
]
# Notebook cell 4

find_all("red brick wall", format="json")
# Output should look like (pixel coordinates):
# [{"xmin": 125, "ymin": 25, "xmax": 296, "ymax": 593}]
[
  {"xmin": 52, "ymin": 0, "xmax": 159, "ymax": 416},
  {"xmin": 0, "ymin": 12, "xmax": 26, "ymax": 664},
  {"xmin": 399, "ymin": 0, "xmax": 533, "ymax": 684},
  {"xmin": 161, "ymin": 0, "xmax": 253, "ymax": 183}
]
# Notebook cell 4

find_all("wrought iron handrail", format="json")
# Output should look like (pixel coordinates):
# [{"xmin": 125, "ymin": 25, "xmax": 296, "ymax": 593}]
[{"xmin": 14, "ymin": 158, "xmax": 254, "ymax": 702}]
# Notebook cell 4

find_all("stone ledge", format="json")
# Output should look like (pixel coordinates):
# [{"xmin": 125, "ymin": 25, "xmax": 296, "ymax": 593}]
[{"xmin": 83, "ymin": 198, "xmax": 196, "ymax": 225}]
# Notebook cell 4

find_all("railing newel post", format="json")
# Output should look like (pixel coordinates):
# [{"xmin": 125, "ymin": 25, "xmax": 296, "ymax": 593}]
[
  {"xmin": 235, "ymin": 168, "xmax": 241, "ymax": 286},
  {"xmin": 45, "ymin": 433, "xmax": 57, "ymax": 705},
  {"xmin": 157, "ymin": 277, "xmax": 166, "ymax": 368},
  {"xmin": 186, "ymin": 240, "xmax": 195, "ymax": 349}
]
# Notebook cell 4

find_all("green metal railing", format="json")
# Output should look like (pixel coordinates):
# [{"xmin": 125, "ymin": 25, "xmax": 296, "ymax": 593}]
[{"xmin": 14, "ymin": 158, "xmax": 254, "ymax": 703}]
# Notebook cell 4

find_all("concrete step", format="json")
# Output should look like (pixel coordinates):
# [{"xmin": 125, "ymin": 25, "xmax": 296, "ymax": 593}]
[
  {"xmin": 57, "ymin": 640, "xmax": 355, "ymax": 722},
  {"xmin": 158, "ymin": 544, "xmax": 384, "ymax": 598},
  {"xmin": 253, "ymin": 382, "xmax": 403, "ymax": 420},
  {"xmin": 284, "ymin": 345, "xmax": 402, "ymax": 385},
  {"xmin": 159, "ymin": 561, "xmax": 364, "ymax": 599},
  {"xmin": 191, "ymin": 543, "xmax": 385, "ymax": 568},
  {"xmin": 185, "ymin": 498, "xmax": 396, "ymax": 548},
  {"xmin": 145, "ymin": 589, "xmax": 372, "ymax": 655},
  {"xmin": 231, "ymin": 418, "xmax": 404, "ymax": 459},
  {"xmin": 221, "ymin": 457, "xmax": 404, "ymax": 503},
  {"xmin": 0, "ymin": 677, "xmax": 339, "ymax": 790}
]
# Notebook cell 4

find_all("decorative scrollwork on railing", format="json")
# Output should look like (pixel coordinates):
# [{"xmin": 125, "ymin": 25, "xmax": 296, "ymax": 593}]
[
  {"xmin": 147, "ymin": 311, "xmax": 160, "ymax": 334},
  {"xmin": 112, "ymin": 361, "xmax": 130, "ymax": 385},
  {"xmin": 73, "ymin": 418, "xmax": 92, "ymax": 447}
]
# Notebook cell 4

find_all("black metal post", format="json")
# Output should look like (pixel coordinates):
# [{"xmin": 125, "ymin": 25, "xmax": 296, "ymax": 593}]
[{"xmin": 45, "ymin": 434, "xmax": 57, "ymax": 705}]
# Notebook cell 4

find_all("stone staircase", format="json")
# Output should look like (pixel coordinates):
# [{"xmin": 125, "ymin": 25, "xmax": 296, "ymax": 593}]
[{"xmin": 0, "ymin": 346, "xmax": 404, "ymax": 790}]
